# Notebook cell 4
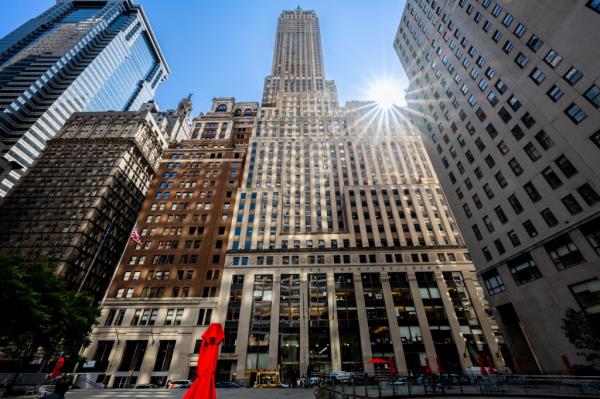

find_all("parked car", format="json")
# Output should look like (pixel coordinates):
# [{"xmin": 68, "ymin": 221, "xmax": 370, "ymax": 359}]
[
  {"xmin": 216, "ymin": 381, "xmax": 242, "ymax": 388},
  {"xmin": 330, "ymin": 371, "xmax": 353, "ymax": 383},
  {"xmin": 391, "ymin": 377, "xmax": 409, "ymax": 386},
  {"xmin": 168, "ymin": 379, "xmax": 192, "ymax": 389},
  {"xmin": 133, "ymin": 384, "xmax": 157, "ymax": 389}
]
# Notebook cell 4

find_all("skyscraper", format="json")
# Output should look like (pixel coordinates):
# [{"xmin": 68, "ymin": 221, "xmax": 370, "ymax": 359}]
[
  {"xmin": 0, "ymin": 0, "xmax": 169, "ymax": 196},
  {"xmin": 394, "ymin": 0, "xmax": 600, "ymax": 373},
  {"xmin": 213, "ymin": 8, "xmax": 504, "ymax": 385},
  {"xmin": 81, "ymin": 99, "xmax": 257, "ymax": 387},
  {"xmin": 0, "ymin": 99, "xmax": 188, "ymax": 298}
]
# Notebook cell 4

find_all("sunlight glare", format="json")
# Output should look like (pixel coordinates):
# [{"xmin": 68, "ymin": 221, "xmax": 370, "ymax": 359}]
[{"xmin": 368, "ymin": 79, "xmax": 404, "ymax": 109}]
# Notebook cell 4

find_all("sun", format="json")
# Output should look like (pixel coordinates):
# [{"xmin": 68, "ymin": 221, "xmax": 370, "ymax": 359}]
[{"xmin": 367, "ymin": 78, "xmax": 404, "ymax": 109}]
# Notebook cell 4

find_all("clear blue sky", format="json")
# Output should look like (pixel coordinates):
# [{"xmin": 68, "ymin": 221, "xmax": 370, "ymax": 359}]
[{"xmin": 2, "ymin": 0, "xmax": 408, "ymax": 115}]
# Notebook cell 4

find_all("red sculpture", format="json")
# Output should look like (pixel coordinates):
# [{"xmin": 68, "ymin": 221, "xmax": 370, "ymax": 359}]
[{"xmin": 183, "ymin": 323, "xmax": 224, "ymax": 399}]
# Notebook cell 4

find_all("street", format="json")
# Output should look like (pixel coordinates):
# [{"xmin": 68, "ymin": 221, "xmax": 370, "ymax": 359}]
[{"xmin": 54, "ymin": 388, "xmax": 315, "ymax": 399}]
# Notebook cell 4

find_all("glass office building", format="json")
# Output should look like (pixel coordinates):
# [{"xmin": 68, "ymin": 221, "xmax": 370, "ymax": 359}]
[{"xmin": 0, "ymin": 0, "xmax": 170, "ymax": 196}]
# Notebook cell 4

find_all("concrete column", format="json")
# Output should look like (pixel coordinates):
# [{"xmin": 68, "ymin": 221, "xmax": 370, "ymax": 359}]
[
  {"xmin": 327, "ymin": 272, "xmax": 342, "ymax": 371},
  {"xmin": 407, "ymin": 271, "xmax": 438, "ymax": 372},
  {"xmin": 435, "ymin": 271, "xmax": 472, "ymax": 371},
  {"xmin": 299, "ymin": 273, "xmax": 309, "ymax": 377},
  {"xmin": 213, "ymin": 269, "xmax": 233, "ymax": 325},
  {"xmin": 268, "ymin": 273, "xmax": 281, "ymax": 369},
  {"xmin": 235, "ymin": 272, "xmax": 255, "ymax": 378},
  {"xmin": 463, "ymin": 273, "xmax": 506, "ymax": 371},
  {"xmin": 380, "ymin": 272, "xmax": 408, "ymax": 374},
  {"xmin": 138, "ymin": 337, "xmax": 160, "ymax": 384},
  {"xmin": 353, "ymin": 272, "xmax": 374, "ymax": 374},
  {"xmin": 106, "ymin": 331, "xmax": 127, "ymax": 387}
]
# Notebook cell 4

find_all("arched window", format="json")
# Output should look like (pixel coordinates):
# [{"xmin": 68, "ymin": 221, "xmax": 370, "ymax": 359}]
[
  {"xmin": 243, "ymin": 108, "xmax": 252, "ymax": 116},
  {"xmin": 216, "ymin": 103, "xmax": 227, "ymax": 112},
  {"xmin": 234, "ymin": 109, "xmax": 242, "ymax": 117}
]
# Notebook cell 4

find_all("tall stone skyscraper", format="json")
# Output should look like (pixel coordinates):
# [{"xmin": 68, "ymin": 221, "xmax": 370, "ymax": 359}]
[
  {"xmin": 0, "ymin": 0, "xmax": 169, "ymax": 196},
  {"xmin": 394, "ymin": 0, "xmax": 600, "ymax": 373},
  {"xmin": 214, "ymin": 8, "xmax": 504, "ymax": 385}
]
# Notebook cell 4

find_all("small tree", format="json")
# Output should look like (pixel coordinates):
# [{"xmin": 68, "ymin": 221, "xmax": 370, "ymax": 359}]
[
  {"xmin": 562, "ymin": 308, "xmax": 600, "ymax": 366},
  {"xmin": 0, "ymin": 253, "xmax": 100, "ymax": 371}
]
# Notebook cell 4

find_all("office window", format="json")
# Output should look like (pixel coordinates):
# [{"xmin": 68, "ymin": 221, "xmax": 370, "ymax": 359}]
[
  {"xmin": 501, "ymin": 13, "xmax": 513, "ymax": 27},
  {"xmin": 543, "ymin": 49, "xmax": 563, "ymax": 68},
  {"xmin": 502, "ymin": 40, "xmax": 514, "ymax": 54},
  {"xmin": 495, "ymin": 171, "xmax": 508, "ymax": 188},
  {"xmin": 498, "ymin": 107, "xmax": 512, "ymax": 123},
  {"xmin": 564, "ymin": 103, "xmax": 587, "ymax": 124},
  {"xmin": 564, "ymin": 67, "xmax": 583, "ymax": 85},
  {"xmin": 494, "ymin": 239, "xmax": 506, "ymax": 255},
  {"xmin": 495, "ymin": 206, "xmax": 508, "ymax": 224},
  {"xmin": 492, "ymin": 29, "xmax": 502, "ymax": 42},
  {"xmin": 495, "ymin": 79, "xmax": 508, "ymax": 94},
  {"xmin": 511, "ymin": 124, "xmax": 525, "ymax": 140},
  {"xmin": 508, "ymin": 230, "xmax": 521, "ymax": 247},
  {"xmin": 527, "ymin": 35, "xmax": 543, "ymax": 52},
  {"xmin": 562, "ymin": 194, "xmax": 583, "ymax": 215},
  {"xmin": 523, "ymin": 220, "xmax": 538, "ymax": 237},
  {"xmin": 578, "ymin": 183, "xmax": 600, "ymax": 205},
  {"xmin": 508, "ymin": 254, "xmax": 542, "ymax": 285},
  {"xmin": 521, "ymin": 112, "xmax": 536, "ymax": 129},
  {"xmin": 482, "ymin": 247, "xmax": 492, "ymax": 261},
  {"xmin": 507, "ymin": 95, "xmax": 521, "ymax": 111},
  {"xmin": 541, "ymin": 208, "xmax": 559, "ymax": 227},
  {"xmin": 584, "ymin": 85, "xmax": 600, "ymax": 107},
  {"xmin": 508, "ymin": 158, "xmax": 523, "ymax": 176},
  {"xmin": 472, "ymin": 224, "xmax": 483, "ymax": 240},
  {"xmin": 571, "ymin": 279, "xmax": 600, "ymax": 320},
  {"xmin": 513, "ymin": 23, "xmax": 526, "ymax": 38},
  {"xmin": 547, "ymin": 85, "xmax": 564, "ymax": 102},
  {"xmin": 514, "ymin": 52, "xmax": 529, "ymax": 68},
  {"xmin": 529, "ymin": 67, "xmax": 546, "ymax": 85},
  {"xmin": 483, "ymin": 269, "xmax": 505, "ymax": 295},
  {"xmin": 555, "ymin": 155, "xmax": 578, "ymax": 177},
  {"xmin": 492, "ymin": 4, "xmax": 503, "ymax": 17},
  {"xmin": 545, "ymin": 235, "xmax": 585, "ymax": 270},
  {"xmin": 592, "ymin": 130, "xmax": 600, "ymax": 149},
  {"xmin": 508, "ymin": 194, "xmax": 524, "ymax": 214},
  {"xmin": 483, "ymin": 20, "xmax": 493, "ymax": 32},
  {"xmin": 497, "ymin": 141, "xmax": 509, "ymax": 155},
  {"xmin": 535, "ymin": 130, "xmax": 554, "ymax": 150},
  {"xmin": 542, "ymin": 167, "xmax": 563, "ymax": 189},
  {"xmin": 524, "ymin": 142, "xmax": 541, "ymax": 161},
  {"xmin": 582, "ymin": 218, "xmax": 600, "ymax": 256},
  {"xmin": 523, "ymin": 181, "xmax": 541, "ymax": 202}
]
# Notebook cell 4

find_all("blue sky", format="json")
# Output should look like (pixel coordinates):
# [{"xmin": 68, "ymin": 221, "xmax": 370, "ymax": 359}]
[{"xmin": 2, "ymin": 0, "xmax": 408, "ymax": 115}]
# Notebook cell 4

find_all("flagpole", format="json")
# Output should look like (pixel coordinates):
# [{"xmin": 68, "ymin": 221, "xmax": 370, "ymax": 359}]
[
  {"xmin": 78, "ymin": 224, "xmax": 113, "ymax": 293},
  {"xmin": 100, "ymin": 222, "xmax": 140, "ymax": 306}
]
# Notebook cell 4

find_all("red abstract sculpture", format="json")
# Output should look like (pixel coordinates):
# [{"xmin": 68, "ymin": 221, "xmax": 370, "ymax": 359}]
[{"xmin": 183, "ymin": 323, "xmax": 224, "ymax": 399}]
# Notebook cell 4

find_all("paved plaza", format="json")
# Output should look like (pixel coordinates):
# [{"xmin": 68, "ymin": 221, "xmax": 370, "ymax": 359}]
[{"xmin": 53, "ymin": 388, "xmax": 316, "ymax": 399}]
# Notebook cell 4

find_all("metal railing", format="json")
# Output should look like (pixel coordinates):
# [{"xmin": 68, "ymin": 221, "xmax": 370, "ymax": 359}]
[{"xmin": 314, "ymin": 373, "xmax": 600, "ymax": 398}]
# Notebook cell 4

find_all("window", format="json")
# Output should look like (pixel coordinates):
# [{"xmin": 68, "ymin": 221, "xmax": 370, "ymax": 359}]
[
  {"xmin": 508, "ymin": 254, "xmax": 542, "ymax": 285},
  {"xmin": 216, "ymin": 103, "xmax": 228, "ymax": 112},
  {"xmin": 508, "ymin": 194, "xmax": 524, "ymax": 214},
  {"xmin": 582, "ymin": 218, "xmax": 600, "ymax": 255},
  {"xmin": 524, "ymin": 142, "xmax": 541, "ymax": 161},
  {"xmin": 543, "ymin": 49, "xmax": 562, "ymax": 68},
  {"xmin": 492, "ymin": 30, "xmax": 502, "ymax": 42},
  {"xmin": 541, "ymin": 208, "xmax": 559, "ymax": 227},
  {"xmin": 578, "ymin": 183, "xmax": 600, "ymax": 205},
  {"xmin": 547, "ymin": 85, "xmax": 563, "ymax": 102},
  {"xmin": 492, "ymin": 4, "xmax": 503, "ymax": 17},
  {"xmin": 501, "ymin": 13, "xmax": 513, "ymax": 27},
  {"xmin": 592, "ymin": 130, "xmax": 600, "ymax": 149},
  {"xmin": 535, "ymin": 130, "xmax": 554, "ymax": 150},
  {"xmin": 523, "ymin": 181, "xmax": 541, "ymax": 202},
  {"xmin": 494, "ymin": 239, "xmax": 506, "ymax": 255},
  {"xmin": 527, "ymin": 35, "xmax": 543, "ymax": 52},
  {"xmin": 513, "ymin": 23, "xmax": 526, "ymax": 38},
  {"xmin": 481, "ymin": 269, "xmax": 506, "ymax": 295},
  {"xmin": 584, "ymin": 85, "xmax": 600, "ymax": 107},
  {"xmin": 502, "ymin": 40, "xmax": 514, "ymax": 54},
  {"xmin": 571, "ymin": 280, "xmax": 600, "ymax": 320},
  {"xmin": 555, "ymin": 155, "xmax": 578, "ymax": 177},
  {"xmin": 508, "ymin": 158, "xmax": 523, "ymax": 176},
  {"xmin": 497, "ymin": 141, "xmax": 509, "ymax": 156},
  {"xmin": 562, "ymin": 194, "xmax": 583, "ymax": 215},
  {"xmin": 511, "ymin": 124, "xmax": 525, "ymax": 140},
  {"xmin": 564, "ymin": 103, "xmax": 587, "ymax": 124},
  {"xmin": 564, "ymin": 67, "xmax": 583, "ymax": 85},
  {"xmin": 498, "ymin": 107, "xmax": 512, "ymax": 123},
  {"xmin": 529, "ymin": 67, "xmax": 546, "ymax": 85},
  {"xmin": 545, "ymin": 234, "xmax": 585, "ymax": 270},
  {"xmin": 507, "ymin": 95, "xmax": 521, "ymax": 111},
  {"xmin": 542, "ymin": 167, "xmax": 563, "ymax": 189},
  {"xmin": 523, "ymin": 220, "xmax": 538, "ymax": 237},
  {"xmin": 588, "ymin": 0, "xmax": 600, "ymax": 12},
  {"xmin": 508, "ymin": 230, "xmax": 521, "ymax": 246},
  {"xmin": 495, "ymin": 206, "xmax": 508, "ymax": 223},
  {"xmin": 495, "ymin": 171, "xmax": 508, "ymax": 187},
  {"xmin": 521, "ymin": 112, "xmax": 536, "ymax": 129}
]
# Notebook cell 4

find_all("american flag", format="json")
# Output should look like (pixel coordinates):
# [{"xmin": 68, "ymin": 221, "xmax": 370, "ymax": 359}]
[{"xmin": 130, "ymin": 223, "xmax": 143, "ymax": 246}]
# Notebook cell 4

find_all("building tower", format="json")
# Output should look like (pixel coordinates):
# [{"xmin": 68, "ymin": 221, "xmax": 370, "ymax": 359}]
[
  {"xmin": 213, "ymin": 8, "xmax": 504, "ymax": 385},
  {"xmin": 0, "ymin": 102, "xmax": 180, "ymax": 299},
  {"xmin": 81, "ymin": 99, "xmax": 257, "ymax": 387},
  {"xmin": 394, "ymin": 0, "xmax": 600, "ymax": 373},
  {"xmin": 0, "ymin": 0, "xmax": 170, "ymax": 196}
]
